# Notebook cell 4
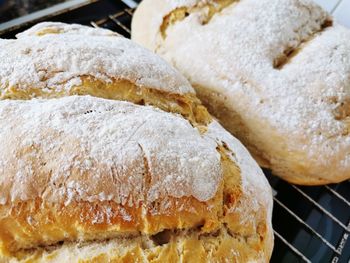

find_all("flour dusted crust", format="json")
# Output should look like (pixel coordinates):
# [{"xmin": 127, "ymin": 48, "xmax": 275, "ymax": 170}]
[
  {"xmin": 0, "ymin": 22, "xmax": 192, "ymax": 97},
  {"xmin": 0, "ymin": 97, "xmax": 221, "ymax": 205},
  {"xmin": 132, "ymin": 0, "xmax": 350, "ymax": 185},
  {"xmin": 0, "ymin": 23, "xmax": 273, "ymax": 262}
]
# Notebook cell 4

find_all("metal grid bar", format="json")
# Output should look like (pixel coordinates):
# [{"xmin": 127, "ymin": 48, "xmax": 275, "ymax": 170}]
[
  {"xmin": 274, "ymin": 230, "xmax": 312, "ymax": 263},
  {"xmin": 325, "ymin": 185, "xmax": 350, "ymax": 207},
  {"xmin": 109, "ymin": 14, "xmax": 131, "ymax": 34},
  {"xmin": 292, "ymin": 185, "xmax": 350, "ymax": 232},
  {"xmin": 90, "ymin": 7, "xmax": 134, "ymax": 36},
  {"xmin": 121, "ymin": 0, "xmax": 138, "ymax": 8},
  {"xmin": 274, "ymin": 197, "xmax": 339, "ymax": 254},
  {"xmin": 89, "ymin": 3, "xmax": 350, "ymax": 263}
]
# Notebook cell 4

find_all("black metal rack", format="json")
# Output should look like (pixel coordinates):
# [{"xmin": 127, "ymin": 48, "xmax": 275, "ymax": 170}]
[{"xmin": 1, "ymin": 1, "xmax": 349, "ymax": 262}]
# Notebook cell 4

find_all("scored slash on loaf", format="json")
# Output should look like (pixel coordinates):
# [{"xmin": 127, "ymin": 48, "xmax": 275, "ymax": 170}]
[{"xmin": 0, "ymin": 22, "xmax": 273, "ymax": 262}]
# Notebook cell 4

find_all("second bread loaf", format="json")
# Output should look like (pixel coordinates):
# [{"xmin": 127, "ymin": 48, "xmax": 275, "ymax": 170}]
[{"xmin": 132, "ymin": 0, "xmax": 350, "ymax": 185}]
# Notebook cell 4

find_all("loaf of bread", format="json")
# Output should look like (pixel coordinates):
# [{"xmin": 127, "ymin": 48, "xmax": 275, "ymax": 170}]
[
  {"xmin": 132, "ymin": 0, "xmax": 350, "ymax": 185},
  {"xmin": 0, "ymin": 22, "xmax": 273, "ymax": 262}
]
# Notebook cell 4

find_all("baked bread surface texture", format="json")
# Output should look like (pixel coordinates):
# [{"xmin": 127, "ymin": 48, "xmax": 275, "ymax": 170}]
[
  {"xmin": 0, "ymin": 23, "xmax": 273, "ymax": 262},
  {"xmin": 132, "ymin": 0, "xmax": 350, "ymax": 185}
]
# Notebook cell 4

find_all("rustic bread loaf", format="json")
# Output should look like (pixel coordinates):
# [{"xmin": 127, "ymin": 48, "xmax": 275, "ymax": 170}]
[
  {"xmin": 0, "ymin": 22, "xmax": 273, "ymax": 262},
  {"xmin": 132, "ymin": 0, "xmax": 350, "ymax": 185}
]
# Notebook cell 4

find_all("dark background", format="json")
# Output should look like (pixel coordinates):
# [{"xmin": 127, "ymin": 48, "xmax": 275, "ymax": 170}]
[{"xmin": 0, "ymin": 0, "xmax": 70, "ymax": 23}]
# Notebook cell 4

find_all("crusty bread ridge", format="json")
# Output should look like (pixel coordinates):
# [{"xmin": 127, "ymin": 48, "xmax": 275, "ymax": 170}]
[
  {"xmin": 132, "ymin": 0, "xmax": 350, "ymax": 185},
  {"xmin": 0, "ymin": 23, "xmax": 273, "ymax": 262}
]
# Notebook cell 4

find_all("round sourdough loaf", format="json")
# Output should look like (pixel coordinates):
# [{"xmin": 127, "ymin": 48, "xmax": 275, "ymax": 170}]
[
  {"xmin": 132, "ymin": 0, "xmax": 350, "ymax": 185},
  {"xmin": 0, "ymin": 23, "xmax": 273, "ymax": 262}
]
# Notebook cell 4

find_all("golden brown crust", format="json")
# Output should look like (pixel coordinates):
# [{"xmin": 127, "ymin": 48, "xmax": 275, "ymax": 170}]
[
  {"xmin": 0, "ymin": 195, "xmax": 221, "ymax": 255},
  {"xmin": 0, "ymin": 22, "xmax": 273, "ymax": 262},
  {"xmin": 1, "ymin": 156, "xmax": 270, "ymax": 262}
]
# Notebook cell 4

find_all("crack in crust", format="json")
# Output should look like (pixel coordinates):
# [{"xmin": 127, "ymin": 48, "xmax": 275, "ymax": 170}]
[
  {"xmin": 138, "ymin": 143, "xmax": 152, "ymax": 201},
  {"xmin": 273, "ymin": 19, "xmax": 333, "ymax": 69},
  {"xmin": 160, "ymin": 0, "xmax": 237, "ymax": 38},
  {"xmin": 1, "ymin": 76, "xmax": 211, "ymax": 130},
  {"xmin": 9, "ymin": 223, "xmax": 264, "ymax": 262},
  {"xmin": 328, "ymin": 96, "xmax": 350, "ymax": 136},
  {"xmin": 332, "ymin": 97, "xmax": 350, "ymax": 121}
]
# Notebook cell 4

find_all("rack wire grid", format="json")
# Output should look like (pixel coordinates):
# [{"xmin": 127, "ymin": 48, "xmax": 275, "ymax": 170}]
[{"xmin": 0, "ymin": 0, "xmax": 349, "ymax": 262}]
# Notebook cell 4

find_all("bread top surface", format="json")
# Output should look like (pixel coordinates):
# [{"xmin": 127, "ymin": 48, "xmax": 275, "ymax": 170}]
[
  {"xmin": 132, "ymin": 0, "xmax": 350, "ymax": 183},
  {"xmin": 15, "ymin": 22, "xmax": 119, "ymax": 37},
  {"xmin": 0, "ymin": 22, "xmax": 193, "ymax": 98},
  {"xmin": 0, "ymin": 96, "xmax": 221, "ymax": 205}
]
